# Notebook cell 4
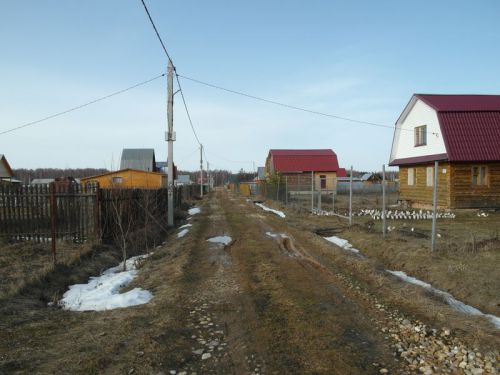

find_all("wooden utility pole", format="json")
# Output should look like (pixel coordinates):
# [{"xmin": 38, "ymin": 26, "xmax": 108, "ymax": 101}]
[
  {"xmin": 200, "ymin": 144, "xmax": 204, "ymax": 197},
  {"xmin": 431, "ymin": 161, "xmax": 439, "ymax": 251},
  {"xmin": 167, "ymin": 61, "xmax": 175, "ymax": 227}
]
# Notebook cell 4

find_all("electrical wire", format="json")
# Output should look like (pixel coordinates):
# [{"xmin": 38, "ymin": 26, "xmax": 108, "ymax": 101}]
[
  {"xmin": 0, "ymin": 73, "xmax": 165, "ymax": 136},
  {"xmin": 177, "ymin": 74, "xmax": 437, "ymax": 135},
  {"xmin": 139, "ymin": 0, "xmax": 204, "ymax": 147}
]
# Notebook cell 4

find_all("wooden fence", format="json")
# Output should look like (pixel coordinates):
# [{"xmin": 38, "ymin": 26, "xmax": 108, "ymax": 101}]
[
  {"xmin": 0, "ymin": 183, "xmax": 98, "ymax": 244},
  {"xmin": 0, "ymin": 183, "xmax": 204, "ymax": 262}
]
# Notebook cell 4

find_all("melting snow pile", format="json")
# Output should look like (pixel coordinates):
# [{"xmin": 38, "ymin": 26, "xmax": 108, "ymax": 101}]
[
  {"xmin": 188, "ymin": 207, "xmax": 201, "ymax": 215},
  {"xmin": 59, "ymin": 254, "xmax": 153, "ymax": 312},
  {"xmin": 207, "ymin": 235, "xmax": 232, "ymax": 246},
  {"xmin": 178, "ymin": 229, "xmax": 189, "ymax": 238},
  {"xmin": 323, "ymin": 236, "xmax": 360, "ymax": 254},
  {"xmin": 387, "ymin": 270, "xmax": 500, "ymax": 329},
  {"xmin": 255, "ymin": 203, "xmax": 286, "ymax": 218}
]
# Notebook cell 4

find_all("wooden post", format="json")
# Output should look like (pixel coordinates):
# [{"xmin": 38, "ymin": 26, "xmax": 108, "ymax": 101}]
[
  {"xmin": 349, "ymin": 166, "xmax": 353, "ymax": 226},
  {"xmin": 50, "ymin": 183, "xmax": 57, "ymax": 264},
  {"xmin": 431, "ymin": 160, "xmax": 439, "ymax": 251},
  {"xmin": 382, "ymin": 164, "xmax": 386, "ymax": 238}
]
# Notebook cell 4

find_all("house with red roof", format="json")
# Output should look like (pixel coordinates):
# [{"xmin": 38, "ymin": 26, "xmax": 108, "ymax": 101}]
[
  {"xmin": 389, "ymin": 94, "xmax": 500, "ymax": 208},
  {"xmin": 265, "ymin": 149, "xmax": 343, "ymax": 191}
]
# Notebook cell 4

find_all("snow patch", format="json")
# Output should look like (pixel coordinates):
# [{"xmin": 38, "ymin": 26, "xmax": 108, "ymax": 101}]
[
  {"xmin": 60, "ymin": 254, "xmax": 153, "ymax": 311},
  {"xmin": 207, "ymin": 236, "xmax": 232, "ymax": 246},
  {"xmin": 266, "ymin": 231, "xmax": 288, "ymax": 239},
  {"xmin": 188, "ymin": 207, "xmax": 201, "ymax": 215},
  {"xmin": 323, "ymin": 236, "xmax": 360, "ymax": 254},
  {"xmin": 177, "ymin": 229, "xmax": 189, "ymax": 238},
  {"xmin": 180, "ymin": 224, "xmax": 192, "ymax": 229},
  {"xmin": 255, "ymin": 203, "xmax": 286, "ymax": 218},
  {"xmin": 387, "ymin": 270, "xmax": 500, "ymax": 329}
]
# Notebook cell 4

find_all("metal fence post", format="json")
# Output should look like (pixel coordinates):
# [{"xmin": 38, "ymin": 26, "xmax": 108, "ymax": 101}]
[
  {"xmin": 382, "ymin": 164, "xmax": 386, "ymax": 238},
  {"xmin": 317, "ymin": 184, "xmax": 322, "ymax": 211},
  {"xmin": 276, "ymin": 177, "xmax": 280, "ymax": 202},
  {"xmin": 311, "ymin": 171, "xmax": 314, "ymax": 213},
  {"xmin": 349, "ymin": 166, "xmax": 353, "ymax": 226},
  {"xmin": 50, "ymin": 182, "xmax": 57, "ymax": 264},
  {"xmin": 431, "ymin": 160, "xmax": 439, "ymax": 251},
  {"xmin": 332, "ymin": 176, "xmax": 335, "ymax": 212},
  {"xmin": 285, "ymin": 176, "xmax": 288, "ymax": 206}
]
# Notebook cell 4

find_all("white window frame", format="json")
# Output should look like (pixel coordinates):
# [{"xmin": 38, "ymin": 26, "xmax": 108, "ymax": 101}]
[
  {"xmin": 414, "ymin": 125, "xmax": 427, "ymax": 147},
  {"xmin": 426, "ymin": 166, "xmax": 433, "ymax": 187},
  {"xmin": 112, "ymin": 176, "xmax": 123, "ymax": 184},
  {"xmin": 408, "ymin": 168, "xmax": 415, "ymax": 186}
]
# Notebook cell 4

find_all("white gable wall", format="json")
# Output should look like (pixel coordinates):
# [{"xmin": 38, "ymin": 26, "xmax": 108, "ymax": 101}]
[{"xmin": 390, "ymin": 98, "xmax": 447, "ymax": 163}]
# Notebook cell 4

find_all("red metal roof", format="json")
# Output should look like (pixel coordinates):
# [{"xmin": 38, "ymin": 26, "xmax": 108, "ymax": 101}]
[
  {"xmin": 392, "ymin": 95, "xmax": 500, "ymax": 165},
  {"xmin": 336, "ymin": 168, "xmax": 347, "ymax": 177},
  {"xmin": 438, "ymin": 111, "xmax": 500, "ymax": 161},
  {"xmin": 416, "ymin": 94, "xmax": 500, "ymax": 111},
  {"xmin": 270, "ymin": 149, "xmax": 340, "ymax": 173}
]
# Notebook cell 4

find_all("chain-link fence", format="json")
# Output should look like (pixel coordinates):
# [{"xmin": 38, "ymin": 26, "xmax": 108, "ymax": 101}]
[{"xmin": 245, "ymin": 174, "xmax": 399, "ymax": 218}]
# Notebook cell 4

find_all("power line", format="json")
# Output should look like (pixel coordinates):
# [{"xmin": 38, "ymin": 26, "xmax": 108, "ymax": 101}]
[
  {"xmin": 0, "ymin": 73, "xmax": 165, "ymax": 136},
  {"xmin": 139, "ymin": 0, "xmax": 174, "ymax": 64},
  {"xmin": 139, "ymin": 0, "xmax": 204, "ymax": 147},
  {"xmin": 177, "ymin": 74, "xmax": 437, "ymax": 135}
]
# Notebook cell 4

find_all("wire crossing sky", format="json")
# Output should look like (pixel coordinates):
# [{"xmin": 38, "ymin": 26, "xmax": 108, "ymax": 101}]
[{"xmin": 1, "ymin": 1, "xmax": 499, "ymax": 171}]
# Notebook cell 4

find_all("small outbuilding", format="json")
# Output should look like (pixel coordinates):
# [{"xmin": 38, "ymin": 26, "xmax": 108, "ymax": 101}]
[
  {"xmin": 81, "ymin": 169, "xmax": 166, "ymax": 189},
  {"xmin": 265, "ymin": 149, "xmax": 343, "ymax": 191},
  {"xmin": 389, "ymin": 94, "xmax": 500, "ymax": 208}
]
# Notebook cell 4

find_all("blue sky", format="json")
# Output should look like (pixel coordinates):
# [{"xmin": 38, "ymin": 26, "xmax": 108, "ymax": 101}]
[{"xmin": 1, "ymin": 1, "xmax": 499, "ymax": 172}]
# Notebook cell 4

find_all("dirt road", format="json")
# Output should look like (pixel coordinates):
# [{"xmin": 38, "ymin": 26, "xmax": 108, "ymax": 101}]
[{"xmin": 1, "ymin": 189, "xmax": 498, "ymax": 374}]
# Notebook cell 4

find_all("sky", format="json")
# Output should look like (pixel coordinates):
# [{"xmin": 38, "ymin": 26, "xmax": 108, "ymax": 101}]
[{"xmin": 1, "ymin": 1, "xmax": 500, "ymax": 173}]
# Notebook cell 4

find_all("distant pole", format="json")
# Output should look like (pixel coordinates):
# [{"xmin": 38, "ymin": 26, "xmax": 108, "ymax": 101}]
[
  {"xmin": 285, "ymin": 176, "xmax": 288, "ymax": 206},
  {"xmin": 207, "ymin": 161, "xmax": 210, "ymax": 193},
  {"xmin": 167, "ymin": 61, "xmax": 175, "ymax": 227},
  {"xmin": 349, "ymin": 166, "xmax": 353, "ymax": 226},
  {"xmin": 311, "ymin": 171, "xmax": 314, "ymax": 213},
  {"xmin": 382, "ymin": 164, "xmax": 386, "ymax": 237},
  {"xmin": 317, "ymin": 179, "xmax": 322, "ymax": 210},
  {"xmin": 200, "ymin": 144, "xmax": 203, "ymax": 197},
  {"xmin": 332, "ymin": 176, "xmax": 335, "ymax": 212},
  {"xmin": 431, "ymin": 160, "xmax": 439, "ymax": 251}
]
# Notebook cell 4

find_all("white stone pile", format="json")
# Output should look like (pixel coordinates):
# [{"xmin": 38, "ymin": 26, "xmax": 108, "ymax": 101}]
[{"xmin": 356, "ymin": 209, "xmax": 456, "ymax": 220}]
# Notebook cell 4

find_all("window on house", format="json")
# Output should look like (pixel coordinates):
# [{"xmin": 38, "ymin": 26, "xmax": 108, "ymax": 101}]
[
  {"xmin": 472, "ymin": 166, "xmax": 488, "ymax": 186},
  {"xmin": 320, "ymin": 175, "xmax": 326, "ymax": 189},
  {"xmin": 408, "ymin": 168, "xmax": 415, "ymax": 186},
  {"xmin": 414, "ymin": 125, "xmax": 427, "ymax": 146},
  {"xmin": 426, "ymin": 166, "xmax": 433, "ymax": 187},
  {"xmin": 112, "ymin": 176, "xmax": 123, "ymax": 184}
]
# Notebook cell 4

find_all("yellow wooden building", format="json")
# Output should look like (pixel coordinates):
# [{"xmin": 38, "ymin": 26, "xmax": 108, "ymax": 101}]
[{"xmin": 81, "ymin": 169, "xmax": 166, "ymax": 189}]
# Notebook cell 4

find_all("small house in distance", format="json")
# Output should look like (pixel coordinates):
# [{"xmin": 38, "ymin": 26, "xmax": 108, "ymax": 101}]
[
  {"xmin": 265, "ymin": 149, "xmax": 342, "ymax": 190},
  {"xmin": 389, "ymin": 94, "xmax": 500, "ymax": 208},
  {"xmin": 120, "ymin": 148, "xmax": 157, "ymax": 172},
  {"xmin": 0, "ymin": 154, "xmax": 18, "ymax": 185},
  {"xmin": 81, "ymin": 169, "xmax": 166, "ymax": 189}
]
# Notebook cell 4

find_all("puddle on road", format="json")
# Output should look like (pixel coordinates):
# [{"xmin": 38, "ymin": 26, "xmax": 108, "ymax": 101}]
[{"xmin": 206, "ymin": 235, "xmax": 233, "ymax": 267}]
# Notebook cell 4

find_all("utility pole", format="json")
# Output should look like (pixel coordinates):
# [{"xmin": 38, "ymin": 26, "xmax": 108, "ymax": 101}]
[
  {"xmin": 167, "ymin": 61, "xmax": 175, "ymax": 227},
  {"xmin": 200, "ymin": 144, "xmax": 204, "ymax": 197}
]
